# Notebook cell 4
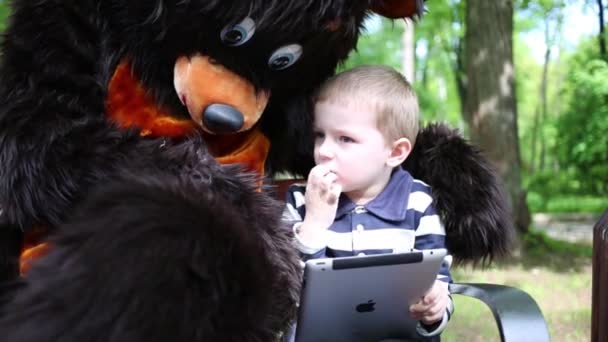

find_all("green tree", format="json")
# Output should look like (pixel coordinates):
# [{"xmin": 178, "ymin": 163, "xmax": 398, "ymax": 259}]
[
  {"xmin": 342, "ymin": 11, "xmax": 465, "ymax": 126},
  {"xmin": 341, "ymin": 16, "xmax": 404, "ymax": 71},
  {"xmin": 519, "ymin": 1, "xmax": 565, "ymax": 173},
  {"xmin": 414, "ymin": 0, "xmax": 465, "ymax": 126},
  {"xmin": 555, "ymin": 40, "xmax": 608, "ymax": 194}
]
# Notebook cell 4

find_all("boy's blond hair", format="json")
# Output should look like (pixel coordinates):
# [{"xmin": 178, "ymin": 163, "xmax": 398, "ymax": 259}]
[{"xmin": 314, "ymin": 65, "xmax": 419, "ymax": 145}]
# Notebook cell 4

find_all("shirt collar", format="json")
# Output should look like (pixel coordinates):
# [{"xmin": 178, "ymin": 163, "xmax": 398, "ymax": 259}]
[{"xmin": 335, "ymin": 168, "xmax": 413, "ymax": 221}]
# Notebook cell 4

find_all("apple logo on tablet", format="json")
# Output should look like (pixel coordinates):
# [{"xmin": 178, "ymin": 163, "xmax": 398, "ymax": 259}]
[{"xmin": 355, "ymin": 300, "xmax": 376, "ymax": 313}]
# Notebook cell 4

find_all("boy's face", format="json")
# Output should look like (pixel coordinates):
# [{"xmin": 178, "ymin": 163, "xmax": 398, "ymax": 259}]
[{"xmin": 313, "ymin": 100, "xmax": 394, "ymax": 196}]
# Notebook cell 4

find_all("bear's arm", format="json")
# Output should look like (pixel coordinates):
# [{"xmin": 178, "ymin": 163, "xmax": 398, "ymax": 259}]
[{"xmin": 0, "ymin": 1, "xmax": 148, "ymax": 230}]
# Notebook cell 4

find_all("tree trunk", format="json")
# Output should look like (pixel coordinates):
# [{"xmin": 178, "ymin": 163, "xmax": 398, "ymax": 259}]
[
  {"xmin": 421, "ymin": 42, "xmax": 430, "ymax": 88},
  {"xmin": 530, "ymin": 104, "xmax": 540, "ymax": 173},
  {"xmin": 598, "ymin": 0, "xmax": 606, "ymax": 60},
  {"xmin": 538, "ymin": 17, "xmax": 554, "ymax": 172},
  {"xmin": 464, "ymin": 0, "xmax": 530, "ymax": 233},
  {"xmin": 402, "ymin": 20, "xmax": 416, "ymax": 82},
  {"xmin": 453, "ymin": 37, "xmax": 467, "ymax": 122}
]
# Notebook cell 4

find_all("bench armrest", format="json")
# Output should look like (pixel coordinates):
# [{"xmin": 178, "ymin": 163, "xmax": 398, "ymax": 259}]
[{"xmin": 449, "ymin": 283, "xmax": 551, "ymax": 342}]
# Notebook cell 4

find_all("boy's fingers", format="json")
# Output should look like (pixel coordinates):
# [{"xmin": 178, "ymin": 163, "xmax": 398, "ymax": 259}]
[
  {"xmin": 423, "ymin": 293, "xmax": 438, "ymax": 305},
  {"xmin": 421, "ymin": 305, "xmax": 444, "ymax": 325},
  {"xmin": 421, "ymin": 314, "xmax": 442, "ymax": 325},
  {"xmin": 330, "ymin": 183, "xmax": 342, "ymax": 196},
  {"xmin": 420, "ymin": 294, "xmax": 448, "ymax": 324},
  {"xmin": 323, "ymin": 172, "xmax": 337, "ymax": 185},
  {"xmin": 319, "ymin": 172, "xmax": 336, "ymax": 193},
  {"xmin": 409, "ymin": 282, "xmax": 449, "ymax": 323},
  {"xmin": 308, "ymin": 176, "xmax": 328, "ymax": 194},
  {"xmin": 410, "ymin": 294, "xmax": 441, "ymax": 312},
  {"xmin": 309, "ymin": 167, "xmax": 335, "ymax": 190},
  {"xmin": 415, "ymin": 291, "xmax": 436, "ymax": 307},
  {"xmin": 409, "ymin": 301, "xmax": 426, "ymax": 314},
  {"xmin": 423, "ymin": 281, "xmax": 444, "ymax": 304},
  {"xmin": 307, "ymin": 166, "xmax": 323, "ymax": 183},
  {"xmin": 311, "ymin": 164, "xmax": 330, "ymax": 177},
  {"xmin": 423, "ymin": 299, "xmax": 443, "ymax": 317},
  {"xmin": 327, "ymin": 183, "xmax": 342, "ymax": 204}
]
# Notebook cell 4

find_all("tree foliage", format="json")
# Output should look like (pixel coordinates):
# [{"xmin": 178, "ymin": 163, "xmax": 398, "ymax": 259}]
[
  {"xmin": 555, "ymin": 41, "xmax": 608, "ymax": 194},
  {"xmin": 340, "ymin": 16, "xmax": 404, "ymax": 71},
  {"xmin": 0, "ymin": 1, "xmax": 8, "ymax": 32},
  {"xmin": 413, "ymin": 0, "xmax": 465, "ymax": 126}
]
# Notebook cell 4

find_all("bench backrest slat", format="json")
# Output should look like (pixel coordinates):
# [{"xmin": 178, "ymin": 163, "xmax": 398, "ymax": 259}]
[{"xmin": 592, "ymin": 209, "xmax": 608, "ymax": 342}]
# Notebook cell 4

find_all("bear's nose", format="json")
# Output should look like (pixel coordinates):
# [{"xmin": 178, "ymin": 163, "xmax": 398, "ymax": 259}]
[{"xmin": 202, "ymin": 104, "xmax": 244, "ymax": 133}]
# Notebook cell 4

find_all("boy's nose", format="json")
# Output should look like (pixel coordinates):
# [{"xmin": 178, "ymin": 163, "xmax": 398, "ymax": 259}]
[{"xmin": 317, "ymin": 140, "xmax": 334, "ymax": 160}]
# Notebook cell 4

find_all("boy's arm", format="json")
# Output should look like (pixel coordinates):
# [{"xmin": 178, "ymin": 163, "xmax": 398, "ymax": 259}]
[
  {"xmin": 282, "ymin": 185, "xmax": 327, "ymax": 260},
  {"xmin": 411, "ymin": 191, "xmax": 454, "ymax": 336},
  {"xmin": 413, "ymin": 202, "xmax": 451, "ymax": 283},
  {"xmin": 413, "ymin": 281, "xmax": 455, "ymax": 337}
]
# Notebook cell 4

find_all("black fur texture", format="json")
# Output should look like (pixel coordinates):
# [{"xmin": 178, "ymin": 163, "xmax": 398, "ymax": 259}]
[
  {"xmin": 403, "ymin": 123, "xmax": 515, "ymax": 265},
  {"xmin": 0, "ymin": 226, "xmax": 21, "ymax": 284},
  {"xmin": 0, "ymin": 139, "xmax": 302, "ymax": 341}
]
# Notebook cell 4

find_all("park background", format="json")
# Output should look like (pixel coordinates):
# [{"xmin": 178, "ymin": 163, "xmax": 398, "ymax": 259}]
[
  {"xmin": 1, "ymin": 1, "xmax": 606, "ymax": 341},
  {"xmin": 340, "ymin": 1, "xmax": 606, "ymax": 340}
]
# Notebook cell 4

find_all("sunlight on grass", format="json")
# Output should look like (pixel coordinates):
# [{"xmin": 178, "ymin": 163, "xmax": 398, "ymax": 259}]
[
  {"xmin": 443, "ymin": 232, "xmax": 592, "ymax": 342},
  {"xmin": 443, "ymin": 296, "xmax": 501, "ymax": 342}
]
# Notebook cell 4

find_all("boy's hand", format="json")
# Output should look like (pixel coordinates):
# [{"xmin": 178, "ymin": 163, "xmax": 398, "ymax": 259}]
[
  {"xmin": 300, "ymin": 165, "xmax": 342, "ymax": 234},
  {"xmin": 409, "ymin": 280, "xmax": 449, "ymax": 325}
]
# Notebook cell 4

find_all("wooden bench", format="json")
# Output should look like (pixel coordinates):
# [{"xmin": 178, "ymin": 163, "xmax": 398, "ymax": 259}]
[{"xmin": 592, "ymin": 209, "xmax": 608, "ymax": 342}]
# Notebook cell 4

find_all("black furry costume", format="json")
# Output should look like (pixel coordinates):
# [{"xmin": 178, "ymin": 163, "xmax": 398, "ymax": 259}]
[
  {"xmin": 1, "ymin": 139, "xmax": 301, "ymax": 341},
  {"xmin": 0, "ymin": 0, "xmax": 513, "ymax": 340}
]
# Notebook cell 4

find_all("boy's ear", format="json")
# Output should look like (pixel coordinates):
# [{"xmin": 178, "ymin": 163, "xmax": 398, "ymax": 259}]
[{"xmin": 387, "ymin": 138, "xmax": 412, "ymax": 167}]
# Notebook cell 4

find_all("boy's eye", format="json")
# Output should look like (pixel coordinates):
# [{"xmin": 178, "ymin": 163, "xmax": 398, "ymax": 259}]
[
  {"xmin": 314, "ymin": 131, "xmax": 324, "ymax": 139},
  {"xmin": 339, "ymin": 136, "xmax": 354, "ymax": 143}
]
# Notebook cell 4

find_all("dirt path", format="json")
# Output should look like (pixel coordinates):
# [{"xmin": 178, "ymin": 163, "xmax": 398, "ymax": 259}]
[{"xmin": 532, "ymin": 213, "xmax": 601, "ymax": 243}]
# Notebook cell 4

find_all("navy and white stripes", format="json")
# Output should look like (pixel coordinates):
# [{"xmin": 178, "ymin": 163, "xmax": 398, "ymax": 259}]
[{"xmin": 283, "ymin": 168, "xmax": 451, "ymax": 283}]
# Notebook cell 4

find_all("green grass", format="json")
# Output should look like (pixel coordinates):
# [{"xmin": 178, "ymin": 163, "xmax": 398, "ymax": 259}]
[
  {"xmin": 545, "ymin": 196, "xmax": 608, "ymax": 214},
  {"xmin": 442, "ymin": 232, "xmax": 592, "ymax": 342},
  {"xmin": 521, "ymin": 230, "xmax": 593, "ymax": 270},
  {"xmin": 527, "ymin": 193, "xmax": 608, "ymax": 214}
]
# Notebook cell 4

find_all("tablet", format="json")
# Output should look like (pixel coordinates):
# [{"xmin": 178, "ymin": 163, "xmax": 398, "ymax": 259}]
[{"xmin": 294, "ymin": 249, "xmax": 447, "ymax": 342}]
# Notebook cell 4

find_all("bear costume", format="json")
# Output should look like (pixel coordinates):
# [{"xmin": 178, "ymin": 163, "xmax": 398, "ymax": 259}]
[
  {"xmin": 0, "ymin": 0, "xmax": 513, "ymax": 340},
  {"xmin": 0, "ymin": 140, "xmax": 303, "ymax": 341}
]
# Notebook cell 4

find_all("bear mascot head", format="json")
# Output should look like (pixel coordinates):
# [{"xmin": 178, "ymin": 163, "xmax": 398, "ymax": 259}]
[{"xmin": 0, "ymin": 0, "xmax": 513, "ymax": 340}]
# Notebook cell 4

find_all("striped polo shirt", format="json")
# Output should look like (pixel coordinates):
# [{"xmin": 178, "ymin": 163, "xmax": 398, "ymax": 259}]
[{"xmin": 283, "ymin": 167, "xmax": 451, "ymax": 283}]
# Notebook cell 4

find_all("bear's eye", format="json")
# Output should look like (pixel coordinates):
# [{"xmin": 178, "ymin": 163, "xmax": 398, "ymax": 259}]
[
  {"xmin": 268, "ymin": 44, "xmax": 303, "ymax": 71},
  {"xmin": 220, "ymin": 17, "xmax": 256, "ymax": 46}
]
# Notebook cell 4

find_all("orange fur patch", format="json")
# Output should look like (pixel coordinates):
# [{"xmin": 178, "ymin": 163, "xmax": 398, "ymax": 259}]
[
  {"xmin": 106, "ymin": 60, "xmax": 269, "ymax": 176},
  {"xmin": 19, "ymin": 226, "xmax": 51, "ymax": 275},
  {"xmin": 107, "ymin": 63, "xmax": 197, "ymax": 138}
]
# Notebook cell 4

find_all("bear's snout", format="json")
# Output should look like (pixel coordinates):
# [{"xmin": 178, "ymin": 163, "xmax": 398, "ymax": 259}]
[
  {"xmin": 173, "ymin": 55, "xmax": 269, "ymax": 134},
  {"xmin": 203, "ymin": 104, "xmax": 244, "ymax": 134}
]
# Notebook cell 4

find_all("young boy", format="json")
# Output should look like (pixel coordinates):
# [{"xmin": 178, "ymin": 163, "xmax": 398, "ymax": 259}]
[{"xmin": 283, "ymin": 65, "xmax": 453, "ymax": 339}]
